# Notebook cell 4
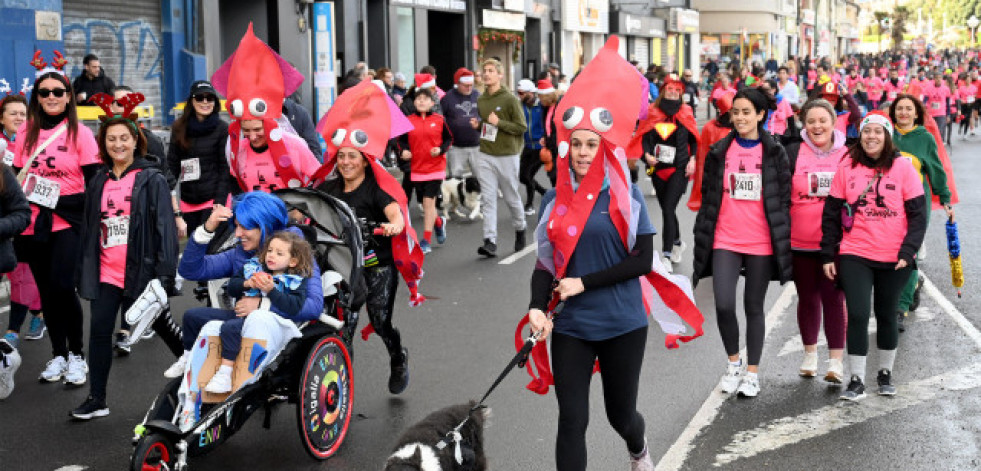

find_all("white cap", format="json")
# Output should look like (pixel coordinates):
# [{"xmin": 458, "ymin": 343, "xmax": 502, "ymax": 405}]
[{"xmin": 517, "ymin": 79, "xmax": 536, "ymax": 93}]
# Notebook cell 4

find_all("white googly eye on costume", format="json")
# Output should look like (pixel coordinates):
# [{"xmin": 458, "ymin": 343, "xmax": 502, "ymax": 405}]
[
  {"xmin": 590, "ymin": 107, "xmax": 613, "ymax": 132},
  {"xmin": 229, "ymin": 99, "xmax": 243, "ymax": 118},
  {"xmin": 562, "ymin": 106, "xmax": 584, "ymax": 129},
  {"xmin": 248, "ymin": 98, "xmax": 268, "ymax": 118},
  {"xmin": 351, "ymin": 129, "xmax": 369, "ymax": 148},
  {"xmin": 331, "ymin": 129, "xmax": 347, "ymax": 147},
  {"xmin": 558, "ymin": 141, "xmax": 569, "ymax": 158}
]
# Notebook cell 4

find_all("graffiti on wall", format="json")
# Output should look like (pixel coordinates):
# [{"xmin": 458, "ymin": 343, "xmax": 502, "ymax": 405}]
[{"xmin": 62, "ymin": 19, "xmax": 162, "ymax": 105}]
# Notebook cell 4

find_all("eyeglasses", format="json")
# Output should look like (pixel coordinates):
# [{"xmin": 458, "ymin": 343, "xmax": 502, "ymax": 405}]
[
  {"xmin": 193, "ymin": 94, "xmax": 216, "ymax": 103},
  {"xmin": 37, "ymin": 88, "xmax": 67, "ymax": 98}
]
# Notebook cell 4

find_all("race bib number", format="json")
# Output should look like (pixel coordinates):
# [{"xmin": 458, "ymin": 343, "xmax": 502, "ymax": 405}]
[
  {"xmin": 654, "ymin": 144, "xmax": 676, "ymax": 164},
  {"xmin": 23, "ymin": 174, "xmax": 60, "ymax": 209},
  {"xmin": 181, "ymin": 158, "xmax": 201, "ymax": 182},
  {"xmin": 729, "ymin": 173, "xmax": 762, "ymax": 201},
  {"xmin": 931, "ymin": 101, "xmax": 942, "ymax": 110},
  {"xmin": 683, "ymin": 93, "xmax": 691, "ymax": 103},
  {"xmin": 807, "ymin": 171, "xmax": 835, "ymax": 197},
  {"xmin": 101, "ymin": 215, "xmax": 129, "ymax": 248},
  {"xmin": 2, "ymin": 150, "xmax": 13, "ymax": 166},
  {"xmin": 968, "ymin": 96, "xmax": 975, "ymax": 104},
  {"xmin": 888, "ymin": 91, "xmax": 898, "ymax": 100},
  {"xmin": 480, "ymin": 123, "xmax": 498, "ymax": 142}
]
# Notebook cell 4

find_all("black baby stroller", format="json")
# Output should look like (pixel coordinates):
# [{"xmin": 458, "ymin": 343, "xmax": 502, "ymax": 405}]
[{"xmin": 129, "ymin": 188, "xmax": 367, "ymax": 471}]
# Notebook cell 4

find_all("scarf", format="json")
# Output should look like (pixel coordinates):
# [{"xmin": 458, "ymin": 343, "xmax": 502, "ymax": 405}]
[
  {"xmin": 187, "ymin": 112, "xmax": 221, "ymax": 138},
  {"xmin": 241, "ymin": 257, "xmax": 305, "ymax": 297},
  {"xmin": 659, "ymin": 98, "xmax": 682, "ymax": 116}
]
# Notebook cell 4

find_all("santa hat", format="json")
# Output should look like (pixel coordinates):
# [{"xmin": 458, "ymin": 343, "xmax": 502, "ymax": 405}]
[
  {"xmin": 30, "ymin": 50, "xmax": 68, "ymax": 78},
  {"xmin": 536, "ymin": 79, "xmax": 555, "ymax": 94},
  {"xmin": 453, "ymin": 68, "xmax": 474, "ymax": 85},
  {"xmin": 211, "ymin": 23, "xmax": 303, "ymax": 122},
  {"xmin": 860, "ymin": 110, "xmax": 893, "ymax": 136},
  {"xmin": 414, "ymin": 73, "xmax": 436, "ymax": 91}
]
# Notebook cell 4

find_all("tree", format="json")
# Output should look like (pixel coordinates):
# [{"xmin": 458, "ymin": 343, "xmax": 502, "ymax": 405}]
[{"xmin": 891, "ymin": 6, "xmax": 911, "ymax": 48}]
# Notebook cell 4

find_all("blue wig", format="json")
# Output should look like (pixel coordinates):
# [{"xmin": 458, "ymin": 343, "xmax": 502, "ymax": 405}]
[{"xmin": 233, "ymin": 192, "xmax": 288, "ymax": 245}]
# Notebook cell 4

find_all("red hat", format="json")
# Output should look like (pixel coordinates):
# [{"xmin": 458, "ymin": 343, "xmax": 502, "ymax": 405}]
[
  {"xmin": 319, "ymin": 80, "xmax": 413, "ymax": 161},
  {"xmin": 536, "ymin": 79, "xmax": 555, "ymax": 94},
  {"xmin": 715, "ymin": 91, "xmax": 735, "ymax": 115},
  {"xmin": 453, "ymin": 68, "xmax": 474, "ymax": 85},
  {"xmin": 414, "ymin": 73, "xmax": 436, "ymax": 91},
  {"xmin": 820, "ymin": 81, "xmax": 840, "ymax": 97},
  {"xmin": 662, "ymin": 76, "xmax": 684, "ymax": 93}
]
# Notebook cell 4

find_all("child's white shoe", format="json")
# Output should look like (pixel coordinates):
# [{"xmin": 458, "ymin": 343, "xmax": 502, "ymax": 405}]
[
  {"xmin": 164, "ymin": 351, "xmax": 189, "ymax": 379},
  {"xmin": 204, "ymin": 367, "xmax": 232, "ymax": 394}
]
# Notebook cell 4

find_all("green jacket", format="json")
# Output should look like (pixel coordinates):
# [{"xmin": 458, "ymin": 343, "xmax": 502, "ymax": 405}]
[
  {"xmin": 893, "ymin": 125, "xmax": 950, "ymax": 205},
  {"xmin": 476, "ymin": 85, "xmax": 527, "ymax": 156}
]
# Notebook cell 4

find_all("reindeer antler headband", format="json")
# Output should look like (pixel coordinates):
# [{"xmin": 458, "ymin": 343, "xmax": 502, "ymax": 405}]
[
  {"xmin": 31, "ymin": 51, "xmax": 68, "ymax": 78},
  {"xmin": 89, "ymin": 92, "xmax": 146, "ymax": 132}
]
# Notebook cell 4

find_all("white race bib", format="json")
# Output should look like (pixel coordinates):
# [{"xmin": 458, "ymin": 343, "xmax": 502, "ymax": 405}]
[
  {"xmin": 931, "ymin": 101, "xmax": 942, "ymax": 110},
  {"xmin": 181, "ymin": 158, "xmax": 201, "ymax": 182},
  {"xmin": 654, "ymin": 144, "xmax": 676, "ymax": 164},
  {"xmin": 101, "ymin": 215, "xmax": 130, "ymax": 248},
  {"xmin": 888, "ymin": 91, "xmax": 898, "ymax": 100},
  {"xmin": 968, "ymin": 96, "xmax": 976, "ymax": 104},
  {"xmin": 683, "ymin": 93, "xmax": 691, "ymax": 103},
  {"xmin": 730, "ymin": 173, "xmax": 762, "ymax": 201},
  {"xmin": 2, "ymin": 150, "xmax": 13, "ymax": 166},
  {"xmin": 480, "ymin": 123, "xmax": 498, "ymax": 142},
  {"xmin": 807, "ymin": 171, "xmax": 835, "ymax": 197},
  {"xmin": 23, "ymin": 174, "xmax": 60, "ymax": 209}
]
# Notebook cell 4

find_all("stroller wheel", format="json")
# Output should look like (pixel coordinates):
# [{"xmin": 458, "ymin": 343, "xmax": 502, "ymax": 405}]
[
  {"xmin": 297, "ymin": 334, "xmax": 353, "ymax": 460},
  {"xmin": 131, "ymin": 433, "xmax": 175, "ymax": 471}
]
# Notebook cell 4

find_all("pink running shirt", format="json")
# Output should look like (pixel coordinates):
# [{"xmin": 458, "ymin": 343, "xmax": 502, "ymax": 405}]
[
  {"xmin": 227, "ymin": 132, "xmax": 321, "ymax": 193},
  {"xmin": 790, "ymin": 139, "xmax": 848, "ymax": 250},
  {"xmin": 100, "ymin": 169, "xmax": 142, "ymax": 288},
  {"xmin": 714, "ymin": 142, "xmax": 772, "ymax": 255}
]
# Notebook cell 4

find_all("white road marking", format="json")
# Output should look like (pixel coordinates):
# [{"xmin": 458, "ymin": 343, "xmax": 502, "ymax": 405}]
[
  {"xmin": 54, "ymin": 466, "xmax": 88, "ymax": 471},
  {"xmin": 498, "ymin": 244, "xmax": 536, "ymax": 265},
  {"xmin": 654, "ymin": 284, "xmax": 797, "ymax": 471},
  {"xmin": 777, "ymin": 308, "xmax": 938, "ymax": 357}
]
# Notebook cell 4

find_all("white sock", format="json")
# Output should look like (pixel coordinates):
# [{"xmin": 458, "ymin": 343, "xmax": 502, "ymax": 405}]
[
  {"xmin": 217, "ymin": 364, "xmax": 232, "ymax": 376},
  {"xmin": 879, "ymin": 349, "xmax": 897, "ymax": 372},
  {"xmin": 744, "ymin": 371, "xmax": 758, "ymax": 380},
  {"xmin": 848, "ymin": 354, "xmax": 867, "ymax": 381},
  {"xmin": 729, "ymin": 358, "xmax": 742, "ymax": 367}
]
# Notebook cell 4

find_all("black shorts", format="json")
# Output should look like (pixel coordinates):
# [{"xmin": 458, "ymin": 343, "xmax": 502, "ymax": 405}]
[
  {"xmin": 414, "ymin": 180, "xmax": 442, "ymax": 198},
  {"xmin": 973, "ymin": 101, "xmax": 981, "ymax": 113}
]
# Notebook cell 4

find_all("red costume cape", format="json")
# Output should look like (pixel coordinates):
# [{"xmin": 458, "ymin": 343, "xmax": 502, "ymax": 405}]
[
  {"xmin": 688, "ymin": 120, "xmax": 733, "ymax": 211},
  {"xmin": 921, "ymin": 116, "xmax": 960, "ymax": 208}
]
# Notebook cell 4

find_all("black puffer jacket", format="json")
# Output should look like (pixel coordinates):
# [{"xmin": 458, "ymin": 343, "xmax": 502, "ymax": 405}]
[
  {"xmin": 167, "ymin": 117, "xmax": 231, "ymax": 206},
  {"xmin": 76, "ymin": 158, "xmax": 178, "ymax": 299},
  {"xmin": 0, "ymin": 165, "xmax": 31, "ymax": 272},
  {"xmin": 692, "ymin": 130, "xmax": 793, "ymax": 286}
]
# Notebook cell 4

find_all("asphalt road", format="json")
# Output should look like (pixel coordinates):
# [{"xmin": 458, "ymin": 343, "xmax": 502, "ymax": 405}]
[{"xmin": 2, "ymin": 118, "xmax": 981, "ymax": 471}]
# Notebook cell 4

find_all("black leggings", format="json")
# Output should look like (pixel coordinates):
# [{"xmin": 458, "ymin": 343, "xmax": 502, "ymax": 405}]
[
  {"xmin": 552, "ymin": 327, "xmax": 647, "ymax": 471},
  {"xmin": 651, "ymin": 169, "xmax": 688, "ymax": 253},
  {"xmin": 16, "ymin": 229, "xmax": 84, "ymax": 358},
  {"xmin": 519, "ymin": 147, "xmax": 547, "ymax": 208},
  {"xmin": 838, "ymin": 258, "xmax": 909, "ymax": 356},
  {"xmin": 363, "ymin": 265, "xmax": 403, "ymax": 360},
  {"xmin": 711, "ymin": 249, "xmax": 774, "ymax": 366},
  {"xmin": 6, "ymin": 302, "xmax": 40, "ymax": 333},
  {"xmin": 89, "ymin": 283, "xmax": 183, "ymax": 400}
]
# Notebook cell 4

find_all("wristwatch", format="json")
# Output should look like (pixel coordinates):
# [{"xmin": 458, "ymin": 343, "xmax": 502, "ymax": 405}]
[{"xmin": 174, "ymin": 211, "xmax": 183, "ymax": 217}]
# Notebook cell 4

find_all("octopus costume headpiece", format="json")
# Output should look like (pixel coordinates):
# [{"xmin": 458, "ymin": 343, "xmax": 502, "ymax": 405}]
[{"xmin": 211, "ymin": 24, "xmax": 310, "ymax": 188}]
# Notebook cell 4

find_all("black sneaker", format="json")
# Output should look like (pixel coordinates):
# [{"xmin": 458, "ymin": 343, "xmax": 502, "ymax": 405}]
[
  {"xmin": 477, "ymin": 239, "xmax": 497, "ymax": 258},
  {"xmin": 910, "ymin": 275, "xmax": 924, "ymax": 311},
  {"xmin": 840, "ymin": 375, "xmax": 866, "ymax": 401},
  {"xmin": 877, "ymin": 369, "xmax": 897, "ymax": 396},
  {"xmin": 70, "ymin": 395, "xmax": 110, "ymax": 420},
  {"xmin": 388, "ymin": 348, "xmax": 409, "ymax": 395},
  {"xmin": 114, "ymin": 332, "xmax": 131, "ymax": 356},
  {"xmin": 515, "ymin": 229, "xmax": 527, "ymax": 252},
  {"xmin": 897, "ymin": 311, "xmax": 906, "ymax": 333}
]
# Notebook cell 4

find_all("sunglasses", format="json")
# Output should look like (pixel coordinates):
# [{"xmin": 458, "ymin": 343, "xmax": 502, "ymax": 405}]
[
  {"xmin": 193, "ymin": 94, "xmax": 216, "ymax": 103},
  {"xmin": 37, "ymin": 88, "xmax": 67, "ymax": 98}
]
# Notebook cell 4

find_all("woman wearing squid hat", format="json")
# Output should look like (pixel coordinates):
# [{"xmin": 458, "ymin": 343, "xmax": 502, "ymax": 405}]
[
  {"xmin": 313, "ymin": 80, "xmax": 425, "ymax": 394},
  {"xmin": 521, "ymin": 36, "xmax": 704, "ymax": 471},
  {"xmin": 212, "ymin": 24, "xmax": 321, "ymax": 195}
]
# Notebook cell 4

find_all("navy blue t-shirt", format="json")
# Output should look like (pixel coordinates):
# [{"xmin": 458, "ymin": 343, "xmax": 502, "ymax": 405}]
[{"xmin": 539, "ymin": 184, "xmax": 656, "ymax": 341}]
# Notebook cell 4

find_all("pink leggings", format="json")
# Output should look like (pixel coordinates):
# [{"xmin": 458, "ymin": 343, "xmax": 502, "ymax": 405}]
[{"xmin": 792, "ymin": 253, "xmax": 846, "ymax": 349}]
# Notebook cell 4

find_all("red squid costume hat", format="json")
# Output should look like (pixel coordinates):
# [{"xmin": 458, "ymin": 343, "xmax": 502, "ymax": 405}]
[
  {"xmin": 515, "ymin": 36, "xmax": 704, "ymax": 395},
  {"xmin": 211, "ymin": 24, "xmax": 311, "ymax": 189},
  {"xmin": 312, "ymin": 80, "xmax": 426, "ymax": 311}
]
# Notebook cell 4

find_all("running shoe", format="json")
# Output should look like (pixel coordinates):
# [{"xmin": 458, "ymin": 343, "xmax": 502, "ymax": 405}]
[
  {"xmin": 204, "ymin": 368, "xmax": 233, "ymax": 394},
  {"xmin": 877, "ymin": 369, "xmax": 897, "ymax": 396},
  {"xmin": 164, "ymin": 351, "xmax": 190, "ymax": 379},
  {"xmin": 389, "ymin": 348, "xmax": 410, "ymax": 394},
  {"xmin": 419, "ymin": 240, "xmax": 432, "ymax": 254},
  {"xmin": 661, "ymin": 255, "xmax": 674, "ymax": 274},
  {"xmin": 629, "ymin": 442, "xmax": 654, "ymax": 471},
  {"xmin": 114, "ymin": 332, "xmax": 131, "ymax": 356},
  {"xmin": 524, "ymin": 206, "xmax": 536, "ymax": 216},
  {"xmin": 825, "ymin": 358, "xmax": 844, "ymax": 384},
  {"xmin": 515, "ymin": 229, "xmax": 527, "ymax": 251},
  {"xmin": 39, "ymin": 356, "xmax": 68, "ymax": 383},
  {"xmin": 719, "ymin": 361, "xmax": 742, "ymax": 394},
  {"xmin": 840, "ymin": 375, "xmax": 867, "ymax": 401},
  {"xmin": 897, "ymin": 310, "xmax": 907, "ymax": 333},
  {"xmin": 0, "ymin": 339, "xmax": 21, "ymax": 400},
  {"xmin": 64, "ymin": 353, "xmax": 88, "ymax": 386},
  {"xmin": 3, "ymin": 332, "xmax": 18, "ymax": 350},
  {"xmin": 737, "ymin": 373, "xmax": 760, "ymax": 397},
  {"xmin": 799, "ymin": 352, "xmax": 818, "ymax": 377},
  {"xmin": 477, "ymin": 239, "xmax": 497, "ymax": 258},
  {"xmin": 910, "ymin": 275, "xmax": 924, "ymax": 311},
  {"xmin": 70, "ymin": 395, "xmax": 109, "ymax": 420},
  {"xmin": 24, "ymin": 316, "xmax": 45, "ymax": 340},
  {"xmin": 670, "ymin": 241, "xmax": 687, "ymax": 264},
  {"xmin": 435, "ymin": 216, "xmax": 447, "ymax": 244}
]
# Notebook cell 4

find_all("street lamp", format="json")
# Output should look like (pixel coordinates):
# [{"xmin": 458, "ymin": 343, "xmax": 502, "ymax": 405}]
[{"xmin": 968, "ymin": 15, "xmax": 979, "ymax": 45}]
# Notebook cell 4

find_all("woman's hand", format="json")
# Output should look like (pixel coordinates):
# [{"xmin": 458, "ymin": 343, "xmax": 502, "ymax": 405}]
[
  {"xmin": 528, "ymin": 308, "xmax": 553, "ymax": 340},
  {"xmin": 175, "ymin": 216, "xmax": 188, "ymax": 239},
  {"xmin": 685, "ymin": 159, "xmax": 696, "ymax": 178},
  {"xmin": 895, "ymin": 259, "xmax": 909, "ymax": 270},
  {"xmin": 205, "ymin": 204, "xmax": 233, "ymax": 232},
  {"xmin": 823, "ymin": 263, "xmax": 837, "ymax": 280},
  {"xmin": 235, "ymin": 297, "xmax": 261, "ymax": 317},
  {"xmin": 554, "ymin": 277, "xmax": 585, "ymax": 300},
  {"xmin": 380, "ymin": 222, "xmax": 403, "ymax": 237}
]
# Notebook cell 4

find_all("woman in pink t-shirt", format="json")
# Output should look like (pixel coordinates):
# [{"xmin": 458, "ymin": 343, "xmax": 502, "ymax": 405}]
[
  {"xmin": 956, "ymin": 74, "xmax": 977, "ymax": 136},
  {"xmin": 820, "ymin": 112, "xmax": 927, "ymax": 401},
  {"xmin": 70, "ymin": 116, "xmax": 182, "ymax": 420},
  {"xmin": 12, "ymin": 71, "xmax": 100, "ymax": 386},
  {"xmin": 693, "ymin": 88, "xmax": 792, "ymax": 398},
  {"xmin": 785, "ymin": 99, "xmax": 848, "ymax": 384}
]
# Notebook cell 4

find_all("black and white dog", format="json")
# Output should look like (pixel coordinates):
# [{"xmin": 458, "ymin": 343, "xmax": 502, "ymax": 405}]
[
  {"xmin": 384, "ymin": 402, "xmax": 489, "ymax": 471},
  {"xmin": 439, "ymin": 176, "xmax": 482, "ymax": 221}
]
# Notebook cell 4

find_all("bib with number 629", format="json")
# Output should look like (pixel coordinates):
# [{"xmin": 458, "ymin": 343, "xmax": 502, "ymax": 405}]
[{"xmin": 807, "ymin": 171, "xmax": 835, "ymax": 197}]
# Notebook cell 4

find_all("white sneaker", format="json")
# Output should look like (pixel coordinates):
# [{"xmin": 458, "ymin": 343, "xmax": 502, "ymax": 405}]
[
  {"xmin": 164, "ymin": 351, "xmax": 190, "ymax": 379},
  {"xmin": 204, "ymin": 368, "xmax": 232, "ymax": 394},
  {"xmin": 719, "ymin": 361, "xmax": 743, "ymax": 394},
  {"xmin": 629, "ymin": 442, "xmax": 654, "ymax": 471},
  {"xmin": 661, "ymin": 255, "xmax": 674, "ymax": 274},
  {"xmin": 39, "ymin": 356, "xmax": 68, "ymax": 382},
  {"xmin": 825, "ymin": 358, "xmax": 844, "ymax": 385},
  {"xmin": 799, "ymin": 351, "xmax": 818, "ymax": 377},
  {"xmin": 0, "ymin": 339, "xmax": 21, "ymax": 400},
  {"xmin": 737, "ymin": 373, "xmax": 760, "ymax": 397},
  {"xmin": 64, "ymin": 353, "xmax": 88, "ymax": 386},
  {"xmin": 650, "ymin": 187, "xmax": 657, "ymax": 197},
  {"xmin": 670, "ymin": 241, "xmax": 687, "ymax": 264}
]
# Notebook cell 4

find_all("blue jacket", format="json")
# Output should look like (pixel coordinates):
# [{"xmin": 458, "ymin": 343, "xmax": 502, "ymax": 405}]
[
  {"xmin": 522, "ymin": 101, "xmax": 545, "ymax": 150},
  {"xmin": 178, "ymin": 226, "xmax": 324, "ymax": 322}
]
